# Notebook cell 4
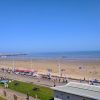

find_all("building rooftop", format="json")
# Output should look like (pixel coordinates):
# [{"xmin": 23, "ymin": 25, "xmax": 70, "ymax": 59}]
[{"xmin": 51, "ymin": 82, "xmax": 100, "ymax": 100}]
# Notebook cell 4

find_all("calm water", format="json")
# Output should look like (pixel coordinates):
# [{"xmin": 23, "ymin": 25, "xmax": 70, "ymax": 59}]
[{"xmin": 1, "ymin": 51, "xmax": 100, "ymax": 61}]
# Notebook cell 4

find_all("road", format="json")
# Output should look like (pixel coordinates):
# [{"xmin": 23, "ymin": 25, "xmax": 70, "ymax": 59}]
[
  {"xmin": 0, "ymin": 70, "xmax": 100, "ymax": 87},
  {"xmin": 0, "ymin": 70, "xmax": 66, "ymax": 87}
]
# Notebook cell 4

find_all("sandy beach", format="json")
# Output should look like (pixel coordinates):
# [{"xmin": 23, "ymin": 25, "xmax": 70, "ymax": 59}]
[{"xmin": 0, "ymin": 59, "xmax": 100, "ymax": 80}]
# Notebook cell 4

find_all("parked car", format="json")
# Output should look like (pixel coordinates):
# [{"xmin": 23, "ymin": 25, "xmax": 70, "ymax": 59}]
[
  {"xmin": 15, "ymin": 72, "xmax": 20, "ymax": 75},
  {"xmin": 0, "ymin": 79, "xmax": 9, "ymax": 84}
]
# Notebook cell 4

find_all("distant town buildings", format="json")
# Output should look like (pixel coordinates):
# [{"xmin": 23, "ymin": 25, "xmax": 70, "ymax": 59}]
[{"xmin": 52, "ymin": 82, "xmax": 100, "ymax": 100}]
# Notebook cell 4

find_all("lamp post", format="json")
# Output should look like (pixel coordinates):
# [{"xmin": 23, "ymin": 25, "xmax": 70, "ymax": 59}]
[
  {"xmin": 30, "ymin": 58, "xmax": 33, "ymax": 70},
  {"xmin": 12, "ymin": 56, "xmax": 15, "ymax": 73},
  {"xmin": 57, "ymin": 64, "xmax": 61, "ymax": 77}
]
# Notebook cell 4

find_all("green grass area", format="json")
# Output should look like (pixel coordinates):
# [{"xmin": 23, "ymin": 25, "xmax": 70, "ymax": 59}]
[
  {"xmin": 0, "ymin": 97, "xmax": 6, "ymax": 100},
  {"xmin": 8, "ymin": 80, "xmax": 54, "ymax": 100},
  {"xmin": 0, "ymin": 84, "xmax": 4, "ymax": 87}
]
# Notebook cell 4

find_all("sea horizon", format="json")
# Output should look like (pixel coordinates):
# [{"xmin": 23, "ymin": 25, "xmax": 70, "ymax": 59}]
[{"xmin": 0, "ymin": 51, "xmax": 100, "ymax": 61}]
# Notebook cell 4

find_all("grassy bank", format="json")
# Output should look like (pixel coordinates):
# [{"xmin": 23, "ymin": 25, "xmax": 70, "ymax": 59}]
[
  {"xmin": 8, "ymin": 80, "xmax": 53, "ymax": 100},
  {"xmin": 0, "ymin": 97, "xmax": 6, "ymax": 100}
]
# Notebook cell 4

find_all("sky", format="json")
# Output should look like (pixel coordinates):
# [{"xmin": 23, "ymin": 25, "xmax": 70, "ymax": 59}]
[{"xmin": 0, "ymin": 0, "xmax": 100, "ymax": 53}]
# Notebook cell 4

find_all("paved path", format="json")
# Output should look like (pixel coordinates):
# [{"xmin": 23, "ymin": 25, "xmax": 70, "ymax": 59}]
[
  {"xmin": 0, "ymin": 87, "xmax": 35, "ymax": 100},
  {"xmin": 0, "ymin": 71, "xmax": 88, "ymax": 86}
]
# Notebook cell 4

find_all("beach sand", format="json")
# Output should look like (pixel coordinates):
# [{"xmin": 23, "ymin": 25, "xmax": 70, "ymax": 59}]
[{"xmin": 0, "ymin": 59, "xmax": 100, "ymax": 80}]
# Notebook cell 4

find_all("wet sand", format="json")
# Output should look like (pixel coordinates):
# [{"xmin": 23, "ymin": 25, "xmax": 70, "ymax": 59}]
[{"xmin": 0, "ymin": 59, "xmax": 100, "ymax": 80}]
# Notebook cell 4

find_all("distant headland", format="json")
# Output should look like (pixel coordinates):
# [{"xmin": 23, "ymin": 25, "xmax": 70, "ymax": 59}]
[{"xmin": 0, "ymin": 53, "xmax": 27, "ymax": 57}]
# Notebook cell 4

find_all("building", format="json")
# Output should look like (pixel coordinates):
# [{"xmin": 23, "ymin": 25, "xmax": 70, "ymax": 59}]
[{"xmin": 51, "ymin": 82, "xmax": 100, "ymax": 100}]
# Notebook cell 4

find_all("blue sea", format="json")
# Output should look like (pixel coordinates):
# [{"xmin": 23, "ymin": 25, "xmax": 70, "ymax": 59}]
[{"xmin": 1, "ymin": 51, "xmax": 100, "ymax": 61}]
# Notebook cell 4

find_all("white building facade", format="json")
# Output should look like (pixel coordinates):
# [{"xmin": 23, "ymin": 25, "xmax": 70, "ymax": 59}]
[{"xmin": 52, "ymin": 82, "xmax": 100, "ymax": 100}]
